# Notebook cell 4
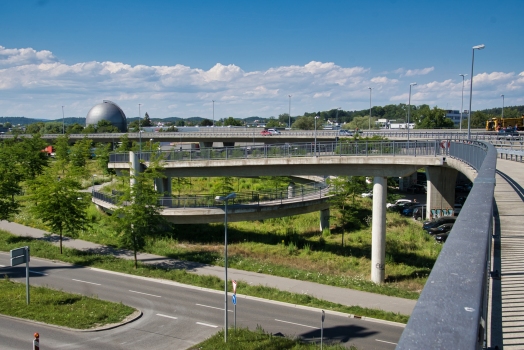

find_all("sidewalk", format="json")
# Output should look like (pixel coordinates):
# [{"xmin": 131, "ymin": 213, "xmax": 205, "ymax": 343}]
[{"xmin": 0, "ymin": 220, "xmax": 416, "ymax": 316}]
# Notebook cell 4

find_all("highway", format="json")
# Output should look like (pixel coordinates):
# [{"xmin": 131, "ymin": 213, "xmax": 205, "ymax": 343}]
[{"xmin": 0, "ymin": 252, "xmax": 403, "ymax": 349}]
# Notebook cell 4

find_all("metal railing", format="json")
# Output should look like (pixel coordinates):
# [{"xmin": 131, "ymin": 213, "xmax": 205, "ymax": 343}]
[
  {"xmin": 93, "ymin": 181, "xmax": 330, "ymax": 209},
  {"xmin": 397, "ymin": 140, "xmax": 496, "ymax": 350},
  {"xmin": 109, "ymin": 140, "xmax": 443, "ymax": 163}
]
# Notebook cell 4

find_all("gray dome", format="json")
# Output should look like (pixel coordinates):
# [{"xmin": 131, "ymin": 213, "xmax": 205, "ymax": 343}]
[{"xmin": 86, "ymin": 100, "xmax": 127, "ymax": 132}]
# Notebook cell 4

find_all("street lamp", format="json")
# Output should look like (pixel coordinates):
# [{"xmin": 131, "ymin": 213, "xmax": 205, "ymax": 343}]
[
  {"xmin": 288, "ymin": 95, "xmax": 292, "ymax": 129},
  {"xmin": 335, "ymin": 107, "xmax": 341, "ymax": 128},
  {"xmin": 61, "ymin": 106, "xmax": 65, "ymax": 134},
  {"xmin": 212, "ymin": 100, "xmax": 215, "ymax": 127},
  {"xmin": 368, "ymin": 87, "xmax": 372, "ymax": 130},
  {"xmin": 215, "ymin": 192, "xmax": 236, "ymax": 343},
  {"xmin": 138, "ymin": 103, "xmax": 142, "ymax": 157},
  {"xmin": 468, "ymin": 44, "xmax": 485, "ymax": 140},
  {"xmin": 501, "ymin": 94, "xmax": 505, "ymax": 120},
  {"xmin": 314, "ymin": 115, "xmax": 320, "ymax": 157},
  {"xmin": 150, "ymin": 138, "xmax": 153, "ymax": 152},
  {"xmin": 407, "ymin": 83, "xmax": 417, "ymax": 141},
  {"xmin": 459, "ymin": 74, "xmax": 467, "ymax": 133}
]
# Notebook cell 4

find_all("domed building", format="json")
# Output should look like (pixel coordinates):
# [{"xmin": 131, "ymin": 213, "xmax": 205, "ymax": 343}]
[{"xmin": 85, "ymin": 100, "xmax": 127, "ymax": 132}]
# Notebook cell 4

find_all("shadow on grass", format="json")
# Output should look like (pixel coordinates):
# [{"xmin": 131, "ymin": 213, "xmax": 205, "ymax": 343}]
[{"xmin": 298, "ymin": 324, "xmax": 378, "ymax": 345}]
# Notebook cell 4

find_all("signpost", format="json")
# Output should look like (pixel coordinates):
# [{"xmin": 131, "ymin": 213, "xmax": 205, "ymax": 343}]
[
  {"xmin": 321, "ymin": 310, "xmax": 325, "ymax": 349},
  {"xmin": 232, "ymin": 280, "xmax": 237, "ymax": 330},
  {"xmin": 10, "ymin": 246, "xmax": 30, "ymax": 304}
]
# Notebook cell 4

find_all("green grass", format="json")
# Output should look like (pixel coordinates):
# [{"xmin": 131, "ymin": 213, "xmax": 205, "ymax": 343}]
[
  {"xmin": 0, "ymin": 230, "xmax": 409, "ymax": 324},
  {"xmin": 188, "ymin": 327, "xmax": 354, "ymax": 350},
  {"xmin": 0, "ymin": 277, "xmax": 135, "ymax": 329}
]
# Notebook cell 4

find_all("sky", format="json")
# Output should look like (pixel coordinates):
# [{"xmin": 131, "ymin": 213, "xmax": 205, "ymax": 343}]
[{"xmin": 0, "ymin": 0, "xmax": 523, "ymax": 121}]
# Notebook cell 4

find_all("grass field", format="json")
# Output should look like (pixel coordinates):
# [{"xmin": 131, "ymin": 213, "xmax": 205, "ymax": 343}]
[{"xmin": 0, "ymin": 277, "xmax": 135, "ymax": 329}]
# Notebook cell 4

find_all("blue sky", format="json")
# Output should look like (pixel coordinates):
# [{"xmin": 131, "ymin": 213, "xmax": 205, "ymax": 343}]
[{"xmin": 1, "ymin": 0, "xmax": 523, "ymax": 121}]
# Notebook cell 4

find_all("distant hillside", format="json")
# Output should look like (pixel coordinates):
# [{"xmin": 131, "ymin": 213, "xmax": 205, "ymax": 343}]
[
  {"xmin": 480, "ymin": 105, "xmax": 524, "ymax": 116},
  {"xmin": 0, "ymin": 117, "xmax": 47, "ymax": 125}
]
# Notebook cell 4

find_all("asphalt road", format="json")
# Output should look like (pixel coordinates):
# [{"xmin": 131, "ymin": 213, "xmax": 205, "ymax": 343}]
[{"xmin": 0, "ymin": 252, "xmax": 403, "ymax": 350}]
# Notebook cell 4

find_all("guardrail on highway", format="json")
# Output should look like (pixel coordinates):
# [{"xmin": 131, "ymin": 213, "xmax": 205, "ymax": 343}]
[{"xmin": 109, "ymin": 140, "xmax": 444, "ymax": 163}]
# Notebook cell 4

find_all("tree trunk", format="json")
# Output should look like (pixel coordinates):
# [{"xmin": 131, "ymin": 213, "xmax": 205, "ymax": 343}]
[{"xmin": 134, "ymin": 248, "xmax": 137, "ymax": 269}]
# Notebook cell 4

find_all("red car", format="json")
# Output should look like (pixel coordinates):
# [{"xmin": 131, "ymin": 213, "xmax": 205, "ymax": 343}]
[{"xmin": 260, "ymin": 130, "xmax": 272, "ymax": 136}]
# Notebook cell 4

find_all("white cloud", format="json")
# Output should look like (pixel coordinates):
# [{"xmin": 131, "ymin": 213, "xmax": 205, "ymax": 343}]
[{"xmin": 1, "ymin": 45, "xmax": 524, "ymax": 119}]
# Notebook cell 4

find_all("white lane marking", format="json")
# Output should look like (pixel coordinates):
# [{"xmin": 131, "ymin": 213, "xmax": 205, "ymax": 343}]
[
  {"xmin": 72, "ymin": 278, "xmax": 100, "ymax": 286},
  {"xmin": 196, "ymin": 303, "xmax": 233, "ymax": 312},
  {"xmin": 129, "ymin": 290, "xmax": 161, "ymax": 298},
  {"xmin": 275, "ymin": 319, "xmax": 317, "ymax": 329},
  {"xmin": 156, "ymin": 313, "xmax": 178, "ymax": 320},
  {"xmin": 196, "ymin": 322, "xmax": 218, "ymax": 328},
  {"xmin": 30, "ymin": 270, "xmax": 48, "ymax": 276},
  {"xmin": 376, "ymin": 339, "xmax": 397, "ymax": 345}
]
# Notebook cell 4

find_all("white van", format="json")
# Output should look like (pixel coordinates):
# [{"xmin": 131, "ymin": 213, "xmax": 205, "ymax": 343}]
[{"xmin": 267, "ymin": 129, "xmax": 281, "ymax": 135}]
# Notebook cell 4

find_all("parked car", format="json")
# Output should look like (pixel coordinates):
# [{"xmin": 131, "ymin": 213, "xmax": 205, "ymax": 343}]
[
  {"xmin": 402, "ymin": 205, "xmax": 424, "ymax": 217},
  {"xmin": 388, "ymin": 201, "xmax": 418, "ymax": 213},
  {"xmin": 412, "ymin": 206, "xmax": 427, "ymax": 220},
  {"xmin": 361, "ymin": 191, "xmax": 373, "ymax": 198},
  {"xmin": 260, "ymin": 130, "xmax": 272, "ymax": 136},
  {"xmin": 423, "ymin": 216, "xmax": 456, "ymax": 231},
  {"xmin": 427, "ymin": 223, "xmax": 454, "ymax": 235},
  {"xmin": 339, "ymin": 129, "xmax": 353, "ymax": 136},
  {"xmin": 434, "ymin": 231, "xmax": 450, "ymax": 243},
  {"xmin": 267, "ymin": 128, "xmax": 281, "ymax": 135},
  {"xmin": 387, "ymin": 199, "xmax": 412, "ymax": 208}
]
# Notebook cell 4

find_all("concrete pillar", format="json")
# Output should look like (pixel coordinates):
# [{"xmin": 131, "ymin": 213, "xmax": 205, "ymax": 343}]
[
  {"xmin": 426, "ymin": 166, "xmax": 458, "ymax": 219},
  {"xmin": 162, "ymin": 177, "xmax": 172, "ymax": 207},
  {"xmin": 288, "ymin": 182, "xmax": 296, "ymax": 198},
  {"xmin": 371, "ymin": 176, "xmax": 387, "ymax": 284},
  {"xmin": 320, "ymin": 208, "xmax": 330, "ymax": 232},
  {"xmin": 129, "ymin": 151, "xmax": 141, "ymax": 187},
  {"xmin": 154, "ymin": 178, "xmax": 164, "ymax": 194},
  {"xmin": 223, "ymin": 142, "xmax": 235, "ymax": 147},
  {"xmin": 200, "ymin": 142, "xmax": 213, "ymax": 148}
]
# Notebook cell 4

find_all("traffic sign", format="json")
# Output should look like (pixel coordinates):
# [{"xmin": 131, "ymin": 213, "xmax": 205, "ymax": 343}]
[
  {"xmin": 10, "ymin": 247, "xmax": 26, "ymax": 259},
  {"xmin": 232, "ymin": 294, "xmax": 237, "ymax": 305},
  {"xmin": 11, "ymin": 255, "xmax": 27, "ymax": 266},
  {"xmin": 232, "ymin": 280, "xmax": 237, "ymax": 294}
]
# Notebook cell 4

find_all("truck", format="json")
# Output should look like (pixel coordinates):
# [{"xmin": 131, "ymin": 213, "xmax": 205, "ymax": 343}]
[{"xmin": 486, "ymin": 116, "xmax": 524, "ymax": 131}]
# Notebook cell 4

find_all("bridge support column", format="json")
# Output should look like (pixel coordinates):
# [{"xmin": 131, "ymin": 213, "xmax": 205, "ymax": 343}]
[
  {"xmin": 223, "ymin": 142, "xmax": 235, "ymax": 147},
  {"xmin": 371, "ymin": 176, "xmax": 387, "ymax": 284},
  {"xmin": 129, "ymin": 151, "xmax": 141, "ymax": 187},
  {"xmin": 162, "ymin": 177, "xmax": 173, "ymax": 207},
  {"xmin": 426, "ymin": 166, "xmax": 457, "ymax": 219},
  {"xmin": 200, "ymin": 142, "xmax": 213, "ymax": 148},
  {"xmin": 320, "ymin": 208, "xmax": 330, "ymax": 232}
]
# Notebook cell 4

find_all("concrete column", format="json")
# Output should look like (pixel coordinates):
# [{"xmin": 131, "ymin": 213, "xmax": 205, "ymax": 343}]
[
  {"xmin": 320, "ymin": 208, "xmax": 330, "ymax": 232},
  {"xmin": 154, "ymin": 178, "xmax": 164, "ymax": 194},
  {"xmin": 371, "ymin": 176, "xmax": 387, "ymax": 284},
  {"xmin": 162, "ymin": 177, "xmax": 172, "ymax": 207},
  {"xmin": 129, "ymin": 151, "xmax": 141, "ymax": 187},
  {"xmin": 288, "ymin": 182, "xmax": 296, "ymax": 199},
  {"xmin": 426, "ymin": 166, "xmax": 458, "ymax": 219}
]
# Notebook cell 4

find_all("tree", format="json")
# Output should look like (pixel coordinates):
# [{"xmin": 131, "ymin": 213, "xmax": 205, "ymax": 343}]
[
  {"xmin": 413, "ymin": 106, "xmax": 454, "ymax": 129},
  {"xmin": 0, "ymin": 144, "xmax": 23, "ymax": 221},
  {"xmin": 112, "ymin": 165, "xmax": 166, "ymax": 268},
  {"xmin": 96, "ymin": 120, "xmax": 120, "ymax": 133},
  {"xmin": 12, "ymin": 135, "xmax": 49, "ymax": 180},
  {"xmin": 212, "ymin": 177, "xmax": 235, "ymax": 195},
  {"xmin": 117, "ymin": 134, "xmax": 132, "ymax": 152},
  {"xmin": 54, "ymin": 135, "xmax": 71, "ymax": 173},
  {"xmin": 200, "ymin": 119, "xmax": 213, "ymax": 127},
  {"xmin": 25, "ymin": 122, "xmax": 45, "ymax": 134},
  {"xmin": 94, "ymin": 143, "xmax": 114, "ymax": 176},
  {"xmin": 142, "ymin": 112, "xmax": 153, "ymax": 127},
  {"xmin": 29, "ymin": 167, "xmax": 90, "ymax": 253},
  {"xmin": 69, "ymin": 137, "xmax": 93, "ymax": 174},
  {"xmin": 67, "ymin": 123, "xmax": 85, "ymax": 134},
  {"xmin": 470, "ymin": 111, "xmax": 491, "ymax": 128},
  {"xmin": 223, "ymin": 117, "xmax": 243, "ymax": 127},
  {"xmin": 292, "ymin": 116, "xmax": 316, "ymax": 130},
  {"xmin": 265, "ymin": 117, "xmax": 281, "ymax": 128}
]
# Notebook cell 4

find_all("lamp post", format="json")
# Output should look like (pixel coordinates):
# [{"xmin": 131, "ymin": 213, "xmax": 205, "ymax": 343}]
[
  {"xmin": 150, "ymin": 138, "xmax": 153, "ymax": 152},
  {"xmin": 314, "ymin": 115, "xmax": 320, "ymax": 157},
  {"xmin": 215, "ymin": 192, "xmax": 236, "ymax": 343},
  {"xmin": 459, "ymin": 74, "xmax": 467, "ymax": 133},
  {"xmin": 212, "ymin": 100, "xmax": 215, "ymax": 127},
  {"xmin": 138, "ymin": 103, "xmax": 142, "ymax": 157},
  {"xmin": 468, "ymin": 44, "xmax": 485, "ymax": 140},
  {"xmin": 501, "ymin": 94, "xmax": 505, "ymax": 120},
  {"xmin": 288, "ymin": 95, "xmax": 292, "ymax": 129},
  {"xmin": 61, "ymin": 106, "xmax": 65, "ymax": 134},
  {"xmin": 368, "ymin": 87, "xmax": 372, "ymax": 130},
  {"xmin": 335, "ymin": 107, "xmax": 340, "ymax": 128},
  {"xmin": 407, "ymin": 83, "xmax": 417, "ymax": 141}
]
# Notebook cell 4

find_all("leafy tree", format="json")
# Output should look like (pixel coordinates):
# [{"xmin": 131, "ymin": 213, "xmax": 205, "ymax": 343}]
[
  {"xmin": 212, "ymin": 177, "xmax": 235, "ymax": 195},
  {"xmin": 29, "ymin": 167, "xmax": 90, "ymax": 253},
  {"xmin": 4, "ymin": 122, "xmax": 12, "ymax": 128},
  {"xmin": 292, "ymin": 116, "xmax": 317, "ymax": 130},
  {"xmin": 117, "ymin": 134, "xmax": 132, "ymax": 152},
  {"xmin": 0, "ymin": 145, "xmax": 23, "ymax": 221},
  {"xmin": 69, "ymin": 137, "xmax": 93, "ymax": 170},
  {"xmin": 112, "ymin": 165, "xmax": 166, "ymax": 268},
  {"xmin": 142, "ymin": 112, "xmax": 153, "ymax": 127},
  {"xmin": 172, "ymin": 177, "xmax": 190, "ymax": 196},
  {"xmin": 67, "ymin": 123, "xmax": 86, "ymax": 134},
  {"xmin": 94, "ymin": 143, "xmax": 114, "ymax": 176},
  {"xmin": 413, "ymin": 106, "xmax": 454, "ymax": 129},
  {"xmin": 25, "ymin": 122, "xmax": 45, "ymax": 134},
  {"xmin": 12, "ymin": 135, "xmax": 49, "ymax": 180},
  {"xmin": 223, "ymin": 117, "xmax": 243, "ymax": 127},
  {"xmin": 175, "ymin": 120, "xmax": 185, "ymax": 127},
  {"xmin": 54, "ymin": 135, "xmax": 71, "ymax": 173},
  {"xmin": 470, "ymin": 111, "xmax": 491, "ymax": 128},
  {"xmin": 166, "ymin": 126, "xmax": 178, "ymax": 132},
  {"xmin": 43, "ymin": 122, "xmax": 63, "ymax": 134},
  {"xmin": 200, "ymin": 119, "xmax": 213, "ymax": 127},
  {"xmin": 96, "ymin": 120, "xmax": 120, "ymax": 133},
  {"xmin": 83, "ymin": 124, "xmax": 97, "ymax": 134},
  {"xmin": 265, "ymin": 117, "xmax": 281, "ymax": 128}
]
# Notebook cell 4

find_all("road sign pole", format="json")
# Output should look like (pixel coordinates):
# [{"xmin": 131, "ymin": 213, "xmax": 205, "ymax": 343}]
[
  {"xmin": 26, "ymin": 246, "xmax": 30, "ymax": 305},
  {"xmin": 321, "ymin": 310, "xmax": 325, "ymax": 350},
  {"xmin": 234, "ymin": 303, "xmax": 236, "ymax": 331}
]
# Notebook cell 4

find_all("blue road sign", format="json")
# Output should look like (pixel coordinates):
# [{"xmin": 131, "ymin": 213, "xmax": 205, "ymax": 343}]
[{"xmin": 232, "ymin": 294, "xmax": 237, "ymax": 305}]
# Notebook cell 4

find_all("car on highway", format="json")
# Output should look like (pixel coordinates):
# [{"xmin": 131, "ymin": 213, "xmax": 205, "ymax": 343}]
[
  {"xmin": 338, "ymin": 129, "xmax": 353, "ymax": 136},
  {"xmin": 497, "ymin": 129, "xmax": 521, "ymax": 141},
  {"xmin": 423, "ymin": 216, "xmax": 456, "ymax": 231},
  {"xmin": 260, "ymin": 130, "xmax": 272, "ymax": 136},
  {"xmin": 267, "ymin": 129, "xmax": 281, "ymax": 135}
]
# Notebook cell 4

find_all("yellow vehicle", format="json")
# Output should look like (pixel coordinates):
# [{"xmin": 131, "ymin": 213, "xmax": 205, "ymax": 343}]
[{"xmin": 486, "ymin": 116, "xmax": 524, "ymax": 131}]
